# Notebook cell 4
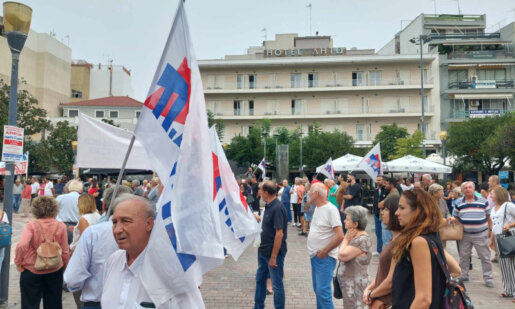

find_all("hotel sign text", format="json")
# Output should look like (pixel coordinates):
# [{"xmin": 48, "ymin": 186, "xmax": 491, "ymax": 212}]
[{"xmin": 265, "ymin": 47, "xmax": 347, "ymax": 57}]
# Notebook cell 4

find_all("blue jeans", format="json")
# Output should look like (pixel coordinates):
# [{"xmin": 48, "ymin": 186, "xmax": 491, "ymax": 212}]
[
  {"xmin": 381, "ymin": 222, "xmax": 392, "ymax": 247},
  {"xmin": 374, "ymin": 215, "xmax": 383, "ymax": 253},
  {"xmin": 282, "ymin": 202, "xmax": 292, "ymax": 223},
  {"xmin": 310, "ymin": 256, "xmax": 336, "ymax": 309},
  {"xmin": 13, "ymin": 194, "xmax": 21, "ymax": 212},
  {"xmin": 0, "ymin": 248, "xmax": 5, "ymax": 276},
  {"xmin": 254, "ymin": 251, "xmax": 285, "ymax": 309}
]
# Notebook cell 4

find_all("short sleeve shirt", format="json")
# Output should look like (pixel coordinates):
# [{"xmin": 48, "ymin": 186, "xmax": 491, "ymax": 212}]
[
  {"xmin": 307, "ymin": 203, "xmax": 342, "ymax": 259},
  {"xmin": 328, "ymin": 186, "xmax": 339, "ymax": 208},
  {"xmin": 345, "ymin": 183, "xmax": 361, "ymax": 207},
  {"xmin": 453, "ymin": 196, "xmax": 491, "ymax": 233},
  {"xmin": 260, "ymin": 198, "xmax": 288, "ymax": 254},
  {"xmin": 281, "ymin": 185, "xmax": 291, "ymax": 204}
]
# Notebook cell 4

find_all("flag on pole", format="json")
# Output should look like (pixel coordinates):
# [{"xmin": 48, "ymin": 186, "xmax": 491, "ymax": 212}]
[
  {"xmin": 320, "ymin": 158, "xmax": 335, "ymax": 179},
  {"xmin": 258, "ymin": 158, "xmax": 266, "ymax": 175},
  {"xmin": 135, "ymin": 1, "xmax": 224, "ymax": 307},
  {"xmin": 356, "ymin": 143, "xmax": 383, "ymax": 180},
  {"xmin": 209, "ymin": 126, "xmax": 260, "ymax": 259}
]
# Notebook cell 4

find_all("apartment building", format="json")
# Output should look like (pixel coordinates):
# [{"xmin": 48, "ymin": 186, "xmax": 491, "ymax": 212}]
[
  {"xmin": 199, "ymin": 33, "xmax": 440, "ymax": 148},
  {"xmin": 0, "ymin": 23, "xmax": 71, "ymax": 117},
  {"xmin": 379, "ymin": 14, "xmax": 515, "ymax": 130}
]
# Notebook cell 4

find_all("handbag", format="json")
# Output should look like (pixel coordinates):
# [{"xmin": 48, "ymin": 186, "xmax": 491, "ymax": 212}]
[
  {"xmin": 333, "ymin": 261, "xmax": 342, "ymax": 299},
  {"xmin": 0, "ymin": 210, "xmax": 12, "ymax": 247},
  {"xmin": 496, "ymin": 205, "xmax": 515, "ymax": 258},
  {"xmin": 439, "ymin": 221, "xmax": 464, "ymax": 241},
  {"xmin": 34, "ymin": 221, "xmax": 63, "ymax": 271},
  {"xmin": 370, "ymin": 299, "xmax": 389, "ymax": 309}
]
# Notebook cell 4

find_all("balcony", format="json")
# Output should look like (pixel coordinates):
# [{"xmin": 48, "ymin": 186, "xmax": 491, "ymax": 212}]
[
  {"xmin": 448, "ymin": 80, "xmax": 514, "ymax": 89},
  {"xmin": 204, "ymin": 78, "xmax": 433, "ymax": 94},
  {"xmin": 449, "ymin": 108, "xmax": 512, "ymax": 120},
  {"xmin": 447, "ymin": 50, "xmax": 514, "ymax": 60}
]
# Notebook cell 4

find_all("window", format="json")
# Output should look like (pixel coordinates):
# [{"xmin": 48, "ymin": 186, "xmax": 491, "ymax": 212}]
[
  {"xmin": 109, "ymin": 111, "xmax": 118, "ymax": 118},
  {"xmin": 369, "ymin": 71, "xmax": 381, "ymax": 86},
  {"xmin": 266, "ymin": 100, "xmax": 278, "ymax": 115},
  {"xmin": 477, "ymin": 69, "xmax": 506, "ymax": 81},
  {"xmin": 248, "ymin": 74, "xmax": 256, "ymax": 89},
  {"xmin": 356, "ymin": 124, "xmax": 371, "ymax": 141},
  {"xmin": 308, "ymin": 73, "xmax": 318, "ymax": 88},
  {"xmin": 248, "ymin": 100, "xmax": 254, "ymax": 116},
  {"xmin": 95, "ymin": 110, "xmax": 105, "ymax": 118},
  {"xmin": 71, "ymin": 89, "xmax": 82, "ymax": 98},
  {"xmin": 290, "ymin": 73, "xmax": 301, "ymax": 88},
  {"xmin": 448, "ymin": 69, "xmax": 468, "ymax": 88},
  {"xmin": 352, "ymin": 72, "xmax": 363, "ymax": 86},
  {"xmin": 361, "ymin": 97, "xmax": 369, "ymax": 113},
  {"xmin": 207, "ymin": 75, "xmax": 216, "ymax": 89},
  {"xmin": 68, "ymin": 109, "xmax": 79, "ymax": 117},
  {"xmin": 291, "ymin": 99, "xmax": 303, "ymax": 115},
  {"xmin": 135, "ymin": 111, "xmax": 141, "ymax": 118},
  {"xmin": 268, "ymin": 73, "xmax": 278, "ymax": 88},
  {"xmin": 237, "ymin": 74, "xmax": 243, "ymax": 89},
  {"xmin": 234, "ymin": 100, "xmax": 241, "ymax": 115}
]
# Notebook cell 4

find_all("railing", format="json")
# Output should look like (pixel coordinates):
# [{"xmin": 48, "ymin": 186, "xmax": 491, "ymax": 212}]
[
  {"xmin": 205, "ymin": 78, "xmax": 433, "ymax": 91},
  {"xmin": 448, "ymin": 80, "xmax": 514, "ymax": 89},
  {"xmin": 429, "ymin": 33, "xmax": 500, "ymax": 41},
  {"xmin": 447, "ymin": 50, "xmax": 514, "ymax": 59},
  {"xmin": 424, "ymin": 14, "xmax": 484, "ymax": 22}
]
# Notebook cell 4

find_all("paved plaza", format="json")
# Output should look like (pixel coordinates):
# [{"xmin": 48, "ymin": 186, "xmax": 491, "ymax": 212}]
[{"xmin": 2, "ymin": 208, "xmax": 514, "ymax": 308}]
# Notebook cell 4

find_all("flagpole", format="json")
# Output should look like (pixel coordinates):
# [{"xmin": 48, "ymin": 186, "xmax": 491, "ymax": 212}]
[{"xmin": 106, "ymin": 135, "xmax": 136, "ymax": 218}]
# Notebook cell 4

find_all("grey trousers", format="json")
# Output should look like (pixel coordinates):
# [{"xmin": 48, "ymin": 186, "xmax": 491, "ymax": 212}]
[{"xmin": 458, "ymin": 230, "xmax": 493, "ymax": 282}]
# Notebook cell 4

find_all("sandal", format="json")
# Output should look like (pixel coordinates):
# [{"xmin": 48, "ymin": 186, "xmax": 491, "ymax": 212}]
[
  {"xmin": 499, "ymin": 293, "xmax": 511, "ymax": 298},
  {"xmin": 266, "ymin": 289, "xmax": 273, "ymax": 295}
]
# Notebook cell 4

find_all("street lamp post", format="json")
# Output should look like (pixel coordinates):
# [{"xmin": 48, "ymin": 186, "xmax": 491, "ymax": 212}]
[
  {"xmin": 0, "ymin": 2, "xmax": 32, "ymax": 306},
  {"xmin": 440, "ymin": 131, "xmax": 448, "ymax": 181},
  {"xmin": 299, "ymin": 130, "xmax": 304, "ymax": 177},
  {"xmin": 410, "ymin": 34, "xmax": 428, "ymax": 157}
]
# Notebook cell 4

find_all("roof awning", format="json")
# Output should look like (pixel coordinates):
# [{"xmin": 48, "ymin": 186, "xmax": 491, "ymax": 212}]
[{"xmin": 453, "ymin": 93, "xmax": 513, "ymax": 99}]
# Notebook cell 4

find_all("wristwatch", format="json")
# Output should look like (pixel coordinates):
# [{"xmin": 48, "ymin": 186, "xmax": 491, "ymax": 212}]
[{"xmin": 367, "ymin": 289, "xmax": 374, "ymax": 300}]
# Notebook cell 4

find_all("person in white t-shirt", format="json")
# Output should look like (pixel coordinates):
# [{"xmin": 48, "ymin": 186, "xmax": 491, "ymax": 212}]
[
  {"xmin": 307, "ymin": 182, "xmax": 344, "ymax": 308},
  {"xmin": 30, "ymin": 177, "xmax": 40, "ymax": 199},
  {"xmin": 43, "ymin": 178, "xmax": 55, "ymax": 197},
  {"xmin": 290, "ymin": 178, "xmax": 299, "ymax": 227}
]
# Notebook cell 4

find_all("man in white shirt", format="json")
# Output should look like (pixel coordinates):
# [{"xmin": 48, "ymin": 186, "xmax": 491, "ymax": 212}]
[
  {"xmin": 290, "ymin": 178, "xmax": 299, "ymax": 227},
  {"xmin": 307, "ymin": 183, "xmax": 344, "ymax": 308},
  {"xmin": 64, "ymin": 186, "xmax": 132, "ymax": 309},
  {"xmin": 101, "ymin": 194, "xmax": 201, "ymax": 308},
  {"xmin": 43, "ymin": 178, "xmax": 54, "ymax": 196},
  {"xmin": 30, "ymin": 177, "xmax": 40, "ymax": 199}
]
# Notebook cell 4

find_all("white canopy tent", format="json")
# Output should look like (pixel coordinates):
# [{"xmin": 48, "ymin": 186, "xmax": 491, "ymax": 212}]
[
  {"xmin": 425, "ymin": 153, "xmax": 456, "ymax": 166},
  {"xmin": 316, "ymin": 153, "xmax": 363, "ymax": 172},
  {"xmin": 384, "ymin": 155, "xmax": 452, "ymax": 174}
]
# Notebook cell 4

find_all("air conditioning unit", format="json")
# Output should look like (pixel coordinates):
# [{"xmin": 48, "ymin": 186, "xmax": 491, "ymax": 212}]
[
  {"xmin": 265, "ymin": 112, "xmax": 272, "ymax": 115},
  {"xmin": 273, "ymin": 110, "xmax": 278, "ymax": 115},
  {"xmin": 470, "ymin": 101, "xmax": 480, "ymax": 107}
]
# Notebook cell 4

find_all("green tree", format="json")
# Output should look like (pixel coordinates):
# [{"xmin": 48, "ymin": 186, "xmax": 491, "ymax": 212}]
[
  {"xmin": 447, "ymin": 114, "xmax": 511, "ymax": 174},
  {"xmin": 0, "ymin": 79, "xmax": 52, "ymax": 154},
  {"xmin": 207, "ymin": 109, "xmax": 225, "ymax": 141},
  {"xmin": 101, "ymin": 118, "xmax": 119, "ymax": 127},
  {"xmin": 391, "ymin": 130, "xmax": 424, "ymax": 159},
  {"xmin": 486, "ymin": 113, "xmax": 515, "ymax": 166},
  {"xmin": 373, "ymin": 123, "xmax": 409, "ymax": 160},
  {"xmin": 225, "ymin": 126, "xmax": 264, "ymax": 168},
  {"xmin": 302, "ymin": 125, "xmax": 355, "ymax": 170}
]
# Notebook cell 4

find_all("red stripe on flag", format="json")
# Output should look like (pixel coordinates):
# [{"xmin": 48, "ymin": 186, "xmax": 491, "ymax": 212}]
[
  {"xmin": 212, "ymin": 152, "xmax": 220, "ymax": 200},
  {"xmin": 174, "ymin": 58, "xmax": 191, "ymax": 124},
  {"xmin": 161, "ymin": 92, "xmax": 179, "ymax": 118},
  {"xmin": 144, "ymin": 87, "xmax": 165, "ymax": 110}
]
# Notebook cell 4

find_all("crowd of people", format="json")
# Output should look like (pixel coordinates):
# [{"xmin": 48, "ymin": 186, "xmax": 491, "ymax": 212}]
[
  {"xmin": 1, "ymin": 172, "xmax": 515, "ymax": 308},
  {"xmin": 240, "ymin": 173, "xmax": 515, "ymax": 309}
]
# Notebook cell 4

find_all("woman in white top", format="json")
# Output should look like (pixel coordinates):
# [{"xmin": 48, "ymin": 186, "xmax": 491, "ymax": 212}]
[
  {"xmin": 0, "ymin": 209, "xmax": 9, "ymax": 276},
  {"xmin": 489, "ymin": 186, "xmax": 515, "ymax": 303},
  {"xmin": 70, "ymin": 194, "xmax": 100, "ymax": 251}
]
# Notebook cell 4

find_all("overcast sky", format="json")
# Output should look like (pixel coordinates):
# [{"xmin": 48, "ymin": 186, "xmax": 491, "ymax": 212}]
[{"xmin": 12, "ymin": 0, "xmax": 515, "ymax": 101}]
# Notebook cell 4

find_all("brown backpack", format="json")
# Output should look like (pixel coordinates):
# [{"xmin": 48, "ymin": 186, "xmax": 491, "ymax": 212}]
[{"xmin": 34, "ymin": 221, "xmax": 63, "ymax": 271}]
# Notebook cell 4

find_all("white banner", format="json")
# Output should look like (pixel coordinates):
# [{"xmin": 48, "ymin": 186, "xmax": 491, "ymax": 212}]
[
  {"xmin": 76, "ymin": 113, "xmax": 153, "ymax": 170},
  {"xmin": 2, "ymin": 125, "xmax": 24, "ymax": 162}
]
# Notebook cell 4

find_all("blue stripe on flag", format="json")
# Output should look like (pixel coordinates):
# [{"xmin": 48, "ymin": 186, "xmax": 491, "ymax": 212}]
[
  {"xmin": 173, "ymin": 134, "xmax": 183, "ymax": 147},
  {"xmin": 162, "ymin": 201, "xmax": 172, "ymax": 219},
  {"xmin": 164, "ymin": 222, "xmax": 197, "ymax": 271},
  {"xmin": 168, "ymin": 128, "xmax": 177, "ymax": 140},
  {"xmin": 215, "ymin": 176, "xmax": 222, "ymax": 192}
]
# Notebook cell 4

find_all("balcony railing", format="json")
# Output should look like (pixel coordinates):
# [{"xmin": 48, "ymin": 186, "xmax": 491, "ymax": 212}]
[
  {"xmin": 447, "ymin": 50, "xmax": 514, "ymax": 59},
  {"xmin": 205, "ymin": 78, "xmax": 433, "ymax": 91},
  {"xmin": 448, "ymin": 80, "xmax": 514, "ymax": 89},
  {"xmin": 449, "ymin": 109, "xmax": 512, "ymax": 119}
]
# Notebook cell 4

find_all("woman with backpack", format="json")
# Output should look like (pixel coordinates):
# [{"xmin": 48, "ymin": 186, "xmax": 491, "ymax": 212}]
[
  {"xmin": 391, "ymin": 188, "xmax": 461, "ymax": 308},
  {"xmin": 15, "ymin": 196, "xmax": 70, "ymax": 309}
]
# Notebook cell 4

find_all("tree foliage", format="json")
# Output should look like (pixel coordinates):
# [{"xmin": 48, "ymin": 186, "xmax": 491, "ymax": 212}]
[
  {"xmin": 373, "ymin": 123, "xmax": 409, "ymax": 160},
  {"xmin": 207, "ymin": 109, "xmax": 225, "ymax": 141},
  {"xmin": 0, "ymin": 79, "xmax": 52, "ymax": 154},
  {"xmin": 446, "ymin": 113, "xmax": 513, "ymax": 174},
  {"xmin": 391, "ymin": 130, "xmax": 423, "ymax": 159}
]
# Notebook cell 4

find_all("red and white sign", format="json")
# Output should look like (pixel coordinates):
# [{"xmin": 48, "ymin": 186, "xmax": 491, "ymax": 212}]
[
  {"xmin": 2, "ymin": 125, "xmax": 24, "ymax": 162},
  {"xmin": 0, "ymin": 152, "xmax": 28, "ymax": 175}
]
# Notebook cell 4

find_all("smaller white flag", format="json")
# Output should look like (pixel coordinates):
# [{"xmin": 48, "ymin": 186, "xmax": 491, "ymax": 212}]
[
  {"xmin": 356, "ymin": 143, "xmax": 383, "ymax": 180},
  {"xmin": 320, "ymin": 158, "xmax": 335, "ymax": 179},
  {"xmin": 258, "ymin": 158, "xmax": 266, "ymax": 175}
]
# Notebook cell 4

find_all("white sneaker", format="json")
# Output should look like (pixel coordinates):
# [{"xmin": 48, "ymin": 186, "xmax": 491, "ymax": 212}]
[
  {"xmin": 372, "ymin": 252, "xmax": 380, "ymax": 257},
  {"xmin": 297, "ymin": 223, "xmax": 301, "ymax": 227},
  {"xmin": 292, "ymin": 223, "xmax": 296, "ymax": 227}
]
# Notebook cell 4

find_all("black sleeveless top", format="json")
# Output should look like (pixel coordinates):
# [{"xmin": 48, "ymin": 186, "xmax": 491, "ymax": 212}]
[{"xmin": 391, "ymin": 233, "xmax": 446, "ymax": 309}]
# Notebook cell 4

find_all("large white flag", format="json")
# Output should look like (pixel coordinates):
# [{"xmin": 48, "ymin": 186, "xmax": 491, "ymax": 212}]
[
  {"xmin": 320, "ymin": 158, "xmax": 335, "ymax": 179},
  {"xmin": 135, "ymin": 1, "xmax": 223, "ymax": 307},
  {"xmin": 209, "ymin": 126, "xmax": 260, "ymax": 259},
  {"xmin": 356, "ymin": 143, "xmax": 383, "ymax": 179}
]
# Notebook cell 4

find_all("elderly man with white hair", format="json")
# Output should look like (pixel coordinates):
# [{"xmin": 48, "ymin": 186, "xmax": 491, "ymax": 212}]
[
  {"xmin": 450, "ymin": 181, "xmax": 494, "ymax": 287},
  {"xmin": 56, "ymin": 179, "xmax": 84, "ymax": 244},
  {"xmin": 421, "ymin": 174, "xmax": 432, "ymax": 191},
  {"xmin": 146, "ymin": 177, "xmax": 161, "ymax": 209},
  {"xmin": 307, "ymin": 182, "xmax": 344, "ymax": 308}
]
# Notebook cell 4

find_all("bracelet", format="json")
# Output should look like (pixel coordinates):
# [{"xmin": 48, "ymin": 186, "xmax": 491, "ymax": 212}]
[{"xmin": 367, "ymin": 289, "xmax": 374, "ymax": 300}]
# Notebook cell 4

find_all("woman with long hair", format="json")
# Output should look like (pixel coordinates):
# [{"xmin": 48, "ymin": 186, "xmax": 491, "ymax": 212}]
[
  {"xmin": 392, "ymin": 188, "xmax": 460, "ymax": 308},
  {"xmin": 489, "ymin": 186, "xmax": 515, "ymax": 303},
  {"xmin": 69, "ymin": 194, "xmax": 100, "ymax": 251},
  {"xmin": 363, "ymin": 196, "xmax": 402, "ymax": 308}
]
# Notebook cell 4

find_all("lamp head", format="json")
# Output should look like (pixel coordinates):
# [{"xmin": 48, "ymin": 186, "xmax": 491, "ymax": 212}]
[
  {"xmin": 439, "ymin": 131, "xmax": 447, "ymax": 141},
  {"xmin": 3, "ymin": 2, "xmax": 32, "ymax": 35}
]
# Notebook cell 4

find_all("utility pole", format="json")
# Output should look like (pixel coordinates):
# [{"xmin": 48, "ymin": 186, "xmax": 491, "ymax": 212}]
[{"xmin": 306, "ymin": 4, "xmax": 312, "ymax": 35}]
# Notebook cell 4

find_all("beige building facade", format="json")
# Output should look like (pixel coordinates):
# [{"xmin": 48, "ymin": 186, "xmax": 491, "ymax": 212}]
[
  {"xmin": 0, "ymin": 26, "xmax": 71, "ymax": 117},
  {"xmin": 199, "ymin": 34, "xmax": 441, "ymax": 148}
]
